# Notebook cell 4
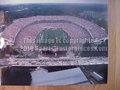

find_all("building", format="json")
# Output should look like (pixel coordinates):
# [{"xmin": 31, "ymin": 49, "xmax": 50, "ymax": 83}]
[
  {"xmin": 0, "ymin": 10, "xmax": 5, "ymax": 33},
  {"xmin": 0, "ymin": 10, "xmax": 5, "ymax": 24}
]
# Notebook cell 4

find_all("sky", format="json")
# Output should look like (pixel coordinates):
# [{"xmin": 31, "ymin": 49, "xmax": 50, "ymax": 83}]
[{"xmin": 0, "ymin": 0, "xmax": 108, "ymax": 5}]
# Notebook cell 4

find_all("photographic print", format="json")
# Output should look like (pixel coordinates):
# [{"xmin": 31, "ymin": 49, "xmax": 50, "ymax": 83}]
[{"xmin": 0, "ymin": 0, "xmax": 108, "ymax": 86}]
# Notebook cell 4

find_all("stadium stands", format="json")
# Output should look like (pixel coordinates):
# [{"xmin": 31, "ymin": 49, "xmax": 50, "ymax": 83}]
[{"xmin": 2, "ymin": 16, "xmax": 107, "ymax": 48}]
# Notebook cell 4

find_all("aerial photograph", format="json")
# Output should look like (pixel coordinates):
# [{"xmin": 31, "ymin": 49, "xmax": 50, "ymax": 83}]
[{"xmin": 0, "ymin": 0, "xmax": 108, "ymax": 86}]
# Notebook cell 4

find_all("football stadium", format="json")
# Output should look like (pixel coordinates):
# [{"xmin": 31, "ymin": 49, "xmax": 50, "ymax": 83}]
[
  {"xmin": 0, "ymin": 9, "xmax": 108, "ymax": 66},
  {"xmin": 0, "ymin": 3, "xmax": 108, "ymax": 85}
]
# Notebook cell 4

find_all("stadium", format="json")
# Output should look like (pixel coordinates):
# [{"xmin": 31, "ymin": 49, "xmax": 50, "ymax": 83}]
[
  {"xmin": 0, "ymin": 15, "xmax": 108, "ymax": 66},
  {"xmin": 1, "ymin": 15, "xmax": 107, "ymax": 55}
]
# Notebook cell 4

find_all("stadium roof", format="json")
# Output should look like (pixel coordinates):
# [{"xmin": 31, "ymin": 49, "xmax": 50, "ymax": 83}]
[{"xmin": 31, "ymin": 68, "xmax": 90, "ymax": 86}]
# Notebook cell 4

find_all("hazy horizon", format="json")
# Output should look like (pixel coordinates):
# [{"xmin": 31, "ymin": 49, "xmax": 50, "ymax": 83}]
[{"xmin": 0, "ymin": 0, "xmax": 107, "ymax": 5}]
